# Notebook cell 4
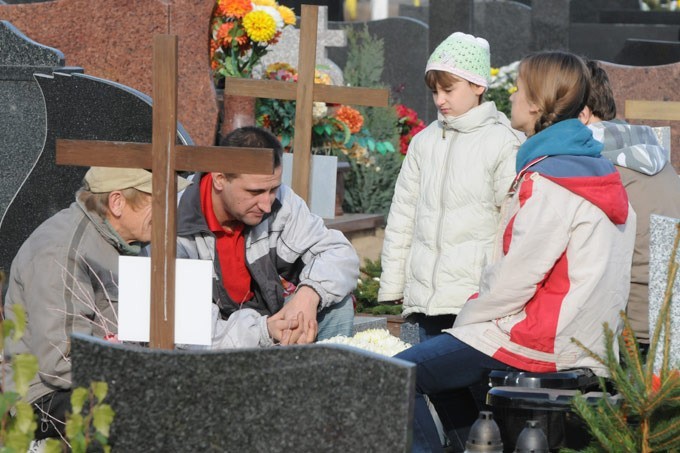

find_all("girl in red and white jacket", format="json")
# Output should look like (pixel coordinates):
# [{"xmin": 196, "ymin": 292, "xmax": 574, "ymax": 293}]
[{"xmin": 396, "ymin": 51, "xmax": 636, "ymax": 453}]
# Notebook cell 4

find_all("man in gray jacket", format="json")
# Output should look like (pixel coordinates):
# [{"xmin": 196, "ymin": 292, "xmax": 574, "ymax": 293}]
[
  {"xmin": 3, "ymin": 167, "xmax": 191, "ymax": 440},
  {"xmin": 176, "ymin": 126, "xmax": 359, "ymax": 344},
  {"xmin": 580, "ymin": 60, "xmax": 680, "ymax": 350}
]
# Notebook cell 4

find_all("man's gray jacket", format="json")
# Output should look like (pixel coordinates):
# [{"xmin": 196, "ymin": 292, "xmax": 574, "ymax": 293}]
[
  {"xmin": 176, "ymin": 173, "xmax": 359, "ymax": 319},
  {"xmin": 4, "ymin": 201, "xmax": 131, "ymax": 403}
]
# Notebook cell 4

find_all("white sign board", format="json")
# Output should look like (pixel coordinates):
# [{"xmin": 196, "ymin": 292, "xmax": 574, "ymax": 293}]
[{"xmin": 118, "ymin": 256, "xmax": 213, "ymax": 345}]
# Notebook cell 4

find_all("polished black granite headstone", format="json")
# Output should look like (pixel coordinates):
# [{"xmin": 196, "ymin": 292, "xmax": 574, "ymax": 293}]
[
  {"xmin": 615, "ymin": 39, "xmax": 680, "ymax": 66},
  {"xmin": 328, "ymin": 16, "xmax": 430, "ymax": 123},
  {"xmin": 71, "ymin": 334, "xmax": 415, "ymax": 452},
  {"xmin": 0, "ymin": 21, "xmax": 82, "ymax": 230},
  {"xmin": 0, "ymin": 71, "xmax": 191, "ymax": 281}
]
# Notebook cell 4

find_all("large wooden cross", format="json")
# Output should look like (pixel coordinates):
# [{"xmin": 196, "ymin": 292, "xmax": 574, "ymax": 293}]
[
  {"xmin": 56, "ymin": 35, "xmax": 274, "ymax": 350},
  {"xmin": 224, "ymin": 4, "xmax": 390, "ymax": 202}
]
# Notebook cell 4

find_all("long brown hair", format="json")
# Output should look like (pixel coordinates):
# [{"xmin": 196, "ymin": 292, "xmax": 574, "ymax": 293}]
[{"xmin": 518, "ymin": 51, "xmax": 590, "ymax": 134}]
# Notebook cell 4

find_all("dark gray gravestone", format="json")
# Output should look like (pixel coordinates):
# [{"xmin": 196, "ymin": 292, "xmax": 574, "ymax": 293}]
[
  {"xmin": 398, "ymin": 4, "xmax": 428, "ymax": 23},
  {"xmin": 570, "ymin": 22, "xmax": 680, "ymax": 62},
  {"xmin": 328, "ymin": 17, "xmax": 431, "ymax": 123},
  {"xmin": 600, "ymin": 10, "xmax": 680, "ymax": 25},
  {"xmin": 0, "ymin": 21, "xmax": 82, "ymax": 232},
  {"xmin": 615, "ymin": 39, "xmax": 680, "ymax": 66},
  {"xmin": 0, "ymin": 72, "xmax": 192, "ymax": 284},
  {"xmin": 429, "ymin": 0, "xmax": 473, "ymax": 56},
  {"xmin": 71, "ymin": 334, "xmax": 415, "ymax": 452},
  {"xmin": 475, "ymin": 1, "xmax": 531, "ymax": 67},
  {"xmin": 531, "ymin": 0, "xmax": 571, "ymax": 52},
  {"xmin": 569, "ymin": 0, "xmax": 639, "ymax": 23}
]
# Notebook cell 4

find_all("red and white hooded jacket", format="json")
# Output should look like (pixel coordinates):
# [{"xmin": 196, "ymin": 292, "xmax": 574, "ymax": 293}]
[{"xmin": 447, "ymin": 119, "xmax": 636, "ymax": 377}]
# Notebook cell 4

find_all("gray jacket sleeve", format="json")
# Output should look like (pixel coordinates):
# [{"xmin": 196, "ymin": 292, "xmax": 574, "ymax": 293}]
[
  {"xmin": 210, "ymin": 306, "xmax": 274, "ymax": 348},
  {"xmin": 275, "ymin": 186, "xmax": 360, "ymax": 310}
]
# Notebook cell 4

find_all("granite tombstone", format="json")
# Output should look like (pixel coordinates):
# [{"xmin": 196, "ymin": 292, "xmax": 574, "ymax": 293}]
[
  {"xmin": 258, "ymin": 6, "xmax": 347, "ymax": 85},
  {"xmin": 71, "ymin": 334, "xmax": 415, "ymax": 452},
  {"xmin": 600, "ymin": 60, "xmax": 680, "ymax": 169},
  {"xmin": 615, "ymin": 39, "xmax": 680, "ymax": 66},
  {"xmin": 648, "ymin": 214, "xmax": 680, "ymax": 373},
  {"xmin": 569, "ymin": 0, "xmax": 639, "ymax": 23},
  {"xmin": 0, "ymin": 0, "xmax": 218, "ymax": 146},
  {"xmin": 0, "ymin": 71, "xmax": 191, "ymax": 286},
  {"xmin": 328, "ymin": 16, "xmax": 431, "ymax": 123},
  {"xmin": 474, "ymin": 0, "xmax": 532, "ymax": 67},
  {"xmin": 0, "ymin": 21, "xmax": 81, "ymax": 230}
]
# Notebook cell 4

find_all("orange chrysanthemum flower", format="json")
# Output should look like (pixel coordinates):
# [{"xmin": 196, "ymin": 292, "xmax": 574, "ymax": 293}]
[
  {"xmin": 216, "ymin": 22, "xmax": 249, "ymax": 47},
  {"xmin": 335, "ymin": 106, "xmax": 364, "ymax": 134},
  {"xmin": 217, "ymin": 0, "xmax": 253, "ymax": 19},
  {"xmin": 243, "ymin": 10, "xmax": 277, "ymax": 43},
  {"xmin": 277, "ymin": 5, "xmax": 296, "ymax": 26}
]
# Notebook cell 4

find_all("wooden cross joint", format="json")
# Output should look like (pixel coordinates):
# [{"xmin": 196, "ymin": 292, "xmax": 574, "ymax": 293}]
[
  {"xmin": 56, "ymin": 35, "xmax": 274, "ymax": 349},
  {"xmin": 224, "ymin": 4, "xmax": 390, "ymax": 202}
]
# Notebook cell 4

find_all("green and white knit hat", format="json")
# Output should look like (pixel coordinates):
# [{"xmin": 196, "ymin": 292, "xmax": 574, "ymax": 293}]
[{"xmin": 426, "ymin": 32, "xmax": 490, "ymax": 88}]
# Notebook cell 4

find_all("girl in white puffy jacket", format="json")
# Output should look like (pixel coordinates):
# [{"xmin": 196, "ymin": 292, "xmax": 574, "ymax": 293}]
[{"xmin": 379, "ymin": 32, "xmax": 524, "ymax": 341}]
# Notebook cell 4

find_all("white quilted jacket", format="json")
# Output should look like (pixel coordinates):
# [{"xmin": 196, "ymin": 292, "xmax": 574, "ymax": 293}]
[{"xmin": 379, "ymin": 101, "xmax": 524, "ymax": 316}]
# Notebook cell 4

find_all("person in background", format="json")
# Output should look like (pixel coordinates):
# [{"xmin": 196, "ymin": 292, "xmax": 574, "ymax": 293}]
[
  {"xmin": 580, "ymin": 59, "xmax": 680, "ymax": 352},
  {"xmin": 3, "ymin": 167, "xmax": 190, "ymax": 440},
  {"xmin": 176, "ymin": 126, "xmax": 359, "ymax": 345}
]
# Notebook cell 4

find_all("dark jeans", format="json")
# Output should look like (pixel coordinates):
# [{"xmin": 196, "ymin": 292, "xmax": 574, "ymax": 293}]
[
  {"xmin": 396, "ymin": 334, "xmax": 512, "ymax": 453},
  {"xmin": 33, "ymin": 389, "xmax": 71, "ymax": 440},
  {"xmin": 406, "ymin": 314, "xmax": 482, "ymax": 450}
]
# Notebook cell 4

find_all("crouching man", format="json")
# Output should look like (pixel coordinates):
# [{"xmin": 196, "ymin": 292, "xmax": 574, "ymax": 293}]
[{"xmin": 176, "ymin": 126, "xmax": 359, "ymax": 345}]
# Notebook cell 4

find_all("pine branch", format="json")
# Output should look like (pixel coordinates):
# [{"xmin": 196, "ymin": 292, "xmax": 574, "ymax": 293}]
[{"xmin": 619, "ymin": 317, "xmax": 645, "ymax": 385}]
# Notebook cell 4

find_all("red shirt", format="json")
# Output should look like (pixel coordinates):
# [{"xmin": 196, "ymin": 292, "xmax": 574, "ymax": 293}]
[{"xmin": 199, "ymin": 174, "xmax": 253, "ymax": 304}]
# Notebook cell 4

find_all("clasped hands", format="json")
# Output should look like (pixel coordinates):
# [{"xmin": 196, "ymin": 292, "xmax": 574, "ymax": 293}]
[{"xmin": 266, "ymin": 286, "xmax": 320, "ymax": 345}]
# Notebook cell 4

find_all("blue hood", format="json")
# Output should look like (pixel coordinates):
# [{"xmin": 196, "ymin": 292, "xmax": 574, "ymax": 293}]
[{"xmin": 516, "ymin": 119, "xmax": 603, "ymax": 173}]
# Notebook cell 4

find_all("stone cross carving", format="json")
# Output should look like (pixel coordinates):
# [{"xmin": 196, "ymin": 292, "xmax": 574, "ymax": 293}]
[
  {"xmin": 56, "ymin": 35, "xmax": 274, "ymax": 350},
  {"xmin": 258, "ymin": 6, "xmax": 346, "ymax": 85},
  {"xmin": 224, "ymin": 4, "xmax": 389, "ymax": 203}
]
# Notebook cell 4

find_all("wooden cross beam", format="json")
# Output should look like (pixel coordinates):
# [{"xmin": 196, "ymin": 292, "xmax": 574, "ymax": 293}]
[
  {"xmin": 56, "ymin": 35, "xmax": 274, "ymax": 350},
  {"xmin": 224, "ymin": 4, "xmax": 390, "ymax": 202}
]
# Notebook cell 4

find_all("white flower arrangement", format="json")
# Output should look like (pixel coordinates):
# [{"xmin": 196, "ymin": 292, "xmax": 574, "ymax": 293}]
[
  {"xmin": 489, "ymin": 60, "xmax": 519, "ymax": 91},
  {"xmin": 318, "ymin": 328, "xmax": 411, "ymax": 357}
]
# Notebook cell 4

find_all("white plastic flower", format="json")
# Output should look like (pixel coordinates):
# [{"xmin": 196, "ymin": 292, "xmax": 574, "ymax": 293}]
[
  {"xmin": 312, "ymin": 101, "xmax": 328, "ymax": 120},
  {"xmin": 318, "ymin": 329, "xmax": 411, "ymax": 357}
]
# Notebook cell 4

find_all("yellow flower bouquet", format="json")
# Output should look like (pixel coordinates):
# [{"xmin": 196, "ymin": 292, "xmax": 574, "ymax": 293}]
[{"xmin": 210, "ymin": 0, "xmax": 296, "ymax": 80}]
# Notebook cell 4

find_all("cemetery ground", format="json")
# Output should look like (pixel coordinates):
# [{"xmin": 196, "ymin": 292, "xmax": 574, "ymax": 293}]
[{"xmin": 1, "ymin": 0, "xmax": 680, "ymax": 451}]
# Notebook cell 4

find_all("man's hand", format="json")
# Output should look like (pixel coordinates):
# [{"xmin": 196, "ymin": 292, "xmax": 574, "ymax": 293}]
[
  {"xmin": 277, "ymin": 286, "xmax": 320, "ymax": 344},
  {"xmin": 267, "ymin": 311, "xmax": 301, "ymax": 344}
]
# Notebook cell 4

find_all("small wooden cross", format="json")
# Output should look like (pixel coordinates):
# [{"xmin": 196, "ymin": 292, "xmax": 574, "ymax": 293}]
[
  {"xmin": 56, "ymin": 35, "xmax": 274, "ymax": 350},
  {"xmin": 224, "ymin": 4, "xmax": 390, "ymax": 202}
]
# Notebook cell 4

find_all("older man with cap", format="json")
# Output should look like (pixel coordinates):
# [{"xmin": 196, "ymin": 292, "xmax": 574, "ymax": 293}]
[{"xmin": 3, "ymin": 167, "xmax": 189, "ymax": 441}]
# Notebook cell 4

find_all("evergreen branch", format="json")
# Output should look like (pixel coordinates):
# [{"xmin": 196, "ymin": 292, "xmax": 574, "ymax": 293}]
[
  {"xmin": 648, "ymin": 417, "xmax": 680, "ymax": 445},
  {"xmin": 571, "ymin": 336, "xmax": 607, "ymax": 367},
  {"xmin": 646, "ymin": 378, "xmax": 680, "ymax": 414},
  {"xmin": 651, "ymin": 432, "xmax": 680, "ymax": 452},
  {"xmin": 619, "ymin": 317, "xmax": 645, "ymax": 385}
]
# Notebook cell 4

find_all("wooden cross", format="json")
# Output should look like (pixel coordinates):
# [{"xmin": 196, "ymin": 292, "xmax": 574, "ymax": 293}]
[
  {"xmin": 224, "ymin": 4, "xmax": 390, "ymax": 202},
  {"xmin": 55, "ymin": 35, "xmax": 274, "ymax": 350}
]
